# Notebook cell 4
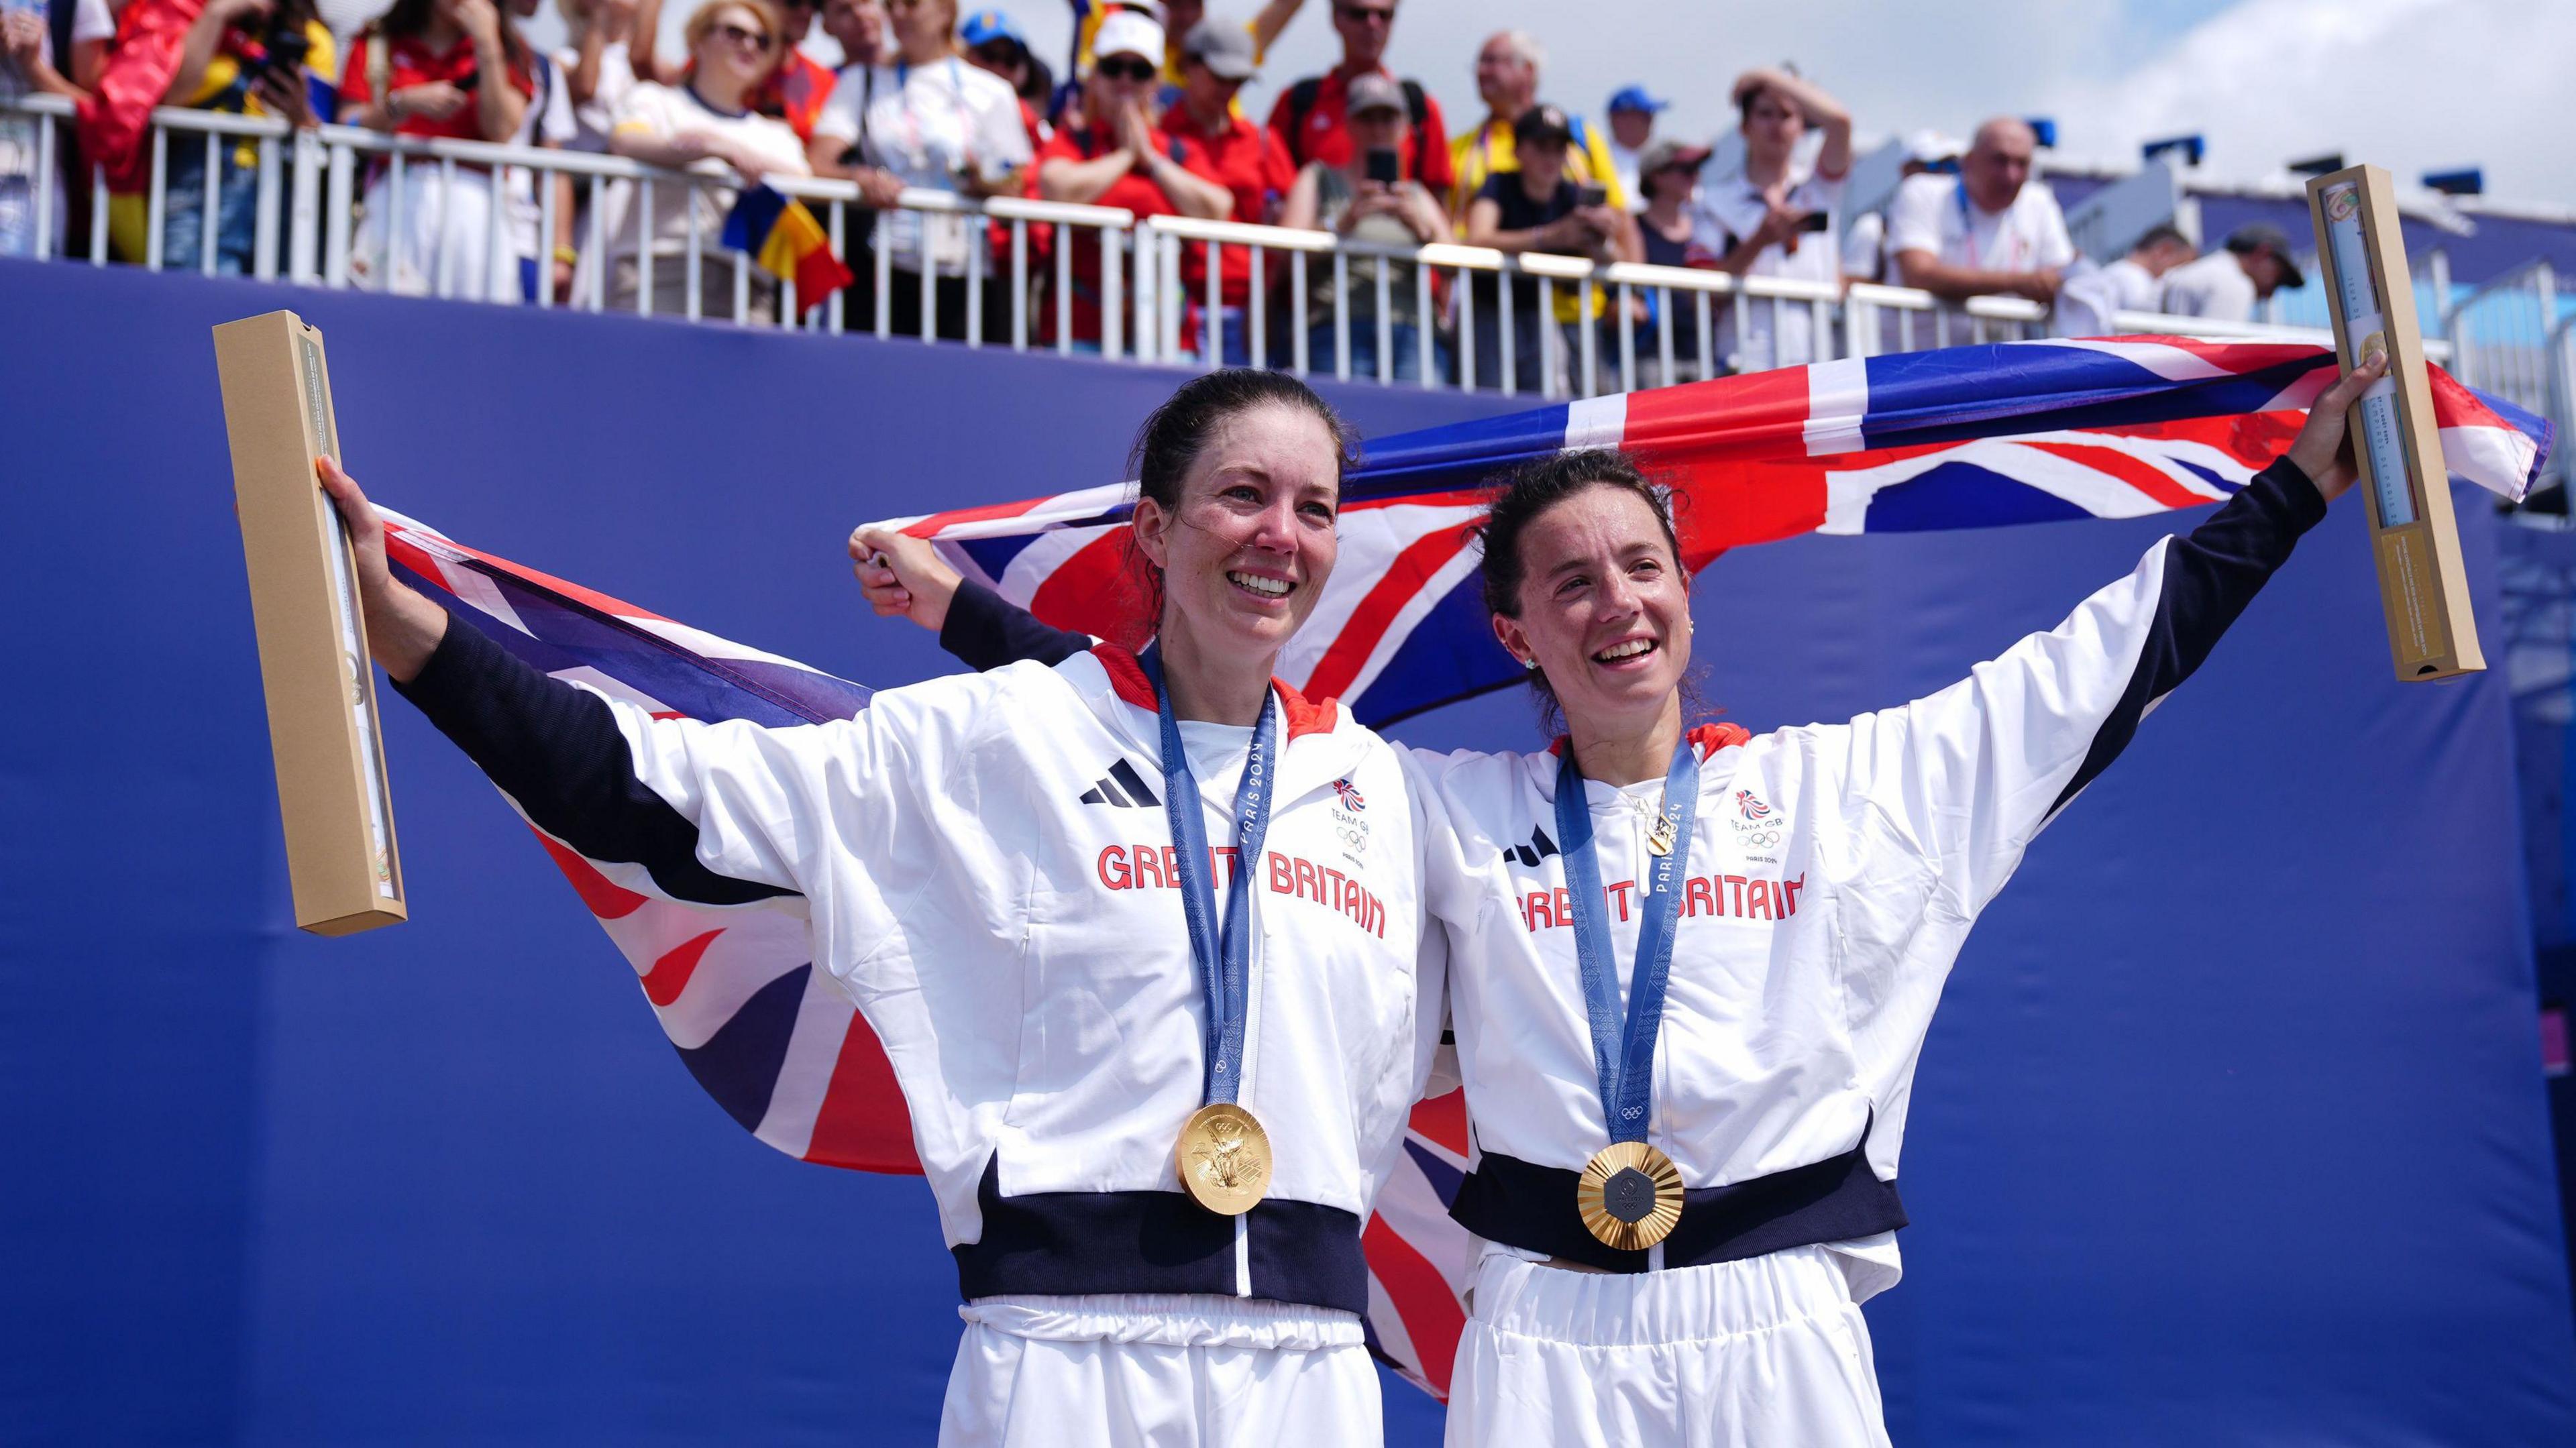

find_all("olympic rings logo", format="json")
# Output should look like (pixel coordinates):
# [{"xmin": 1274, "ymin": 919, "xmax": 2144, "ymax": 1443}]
[{"xmin": 1733, "ymin": 828, "xmax": 1782, "ymax": 848}]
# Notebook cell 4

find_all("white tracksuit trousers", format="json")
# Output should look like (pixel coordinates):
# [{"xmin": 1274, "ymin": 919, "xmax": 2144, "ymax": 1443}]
[
  {"xmin": 1445, "ymin": 1247, "xmax": 1890, "ymax": 1448},
  {"xmin": 938, "ymin": 1294, "xmax": 1382, "ymax": 1448}
]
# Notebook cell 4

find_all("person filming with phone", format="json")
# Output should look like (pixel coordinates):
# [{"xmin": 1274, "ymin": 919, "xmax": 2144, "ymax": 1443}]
[
  {"xmin": 1463, "ymin": 101, "xmax": 1638, "ymax": 394},
  {"xmin": 1277, "ymin": 69, "xmax": 1448, "ymax": 381},
  {"xmin": 1689, "ymin": 65, "xmax": 1851, "ymax": 374}
]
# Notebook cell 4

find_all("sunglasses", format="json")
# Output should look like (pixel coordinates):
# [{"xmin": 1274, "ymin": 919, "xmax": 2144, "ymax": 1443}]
[
  {"xmin": 1097, "ymin": 56, "xmax": 1157, "ymax": 81},
  {"xmin": 711, "ymin": 21, "xmax": 773, "ymax": 47},
  {"xmin": 1335, "ymin": 4, "xmax": 1394, "ymax": 24}
]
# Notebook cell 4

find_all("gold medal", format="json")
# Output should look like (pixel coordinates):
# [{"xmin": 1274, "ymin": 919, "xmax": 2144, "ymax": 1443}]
[
  {"xmin": 1646, "ymin": 816, "xmax": 1676, "ymax": 856},
  {"xmin": 1576, "ymin": 1141, "xmax": 1684, "ymax": 1250},
  {"xmin": 1175, "ymin": 1102, "xmax": 1273, "ymax": 1215}
]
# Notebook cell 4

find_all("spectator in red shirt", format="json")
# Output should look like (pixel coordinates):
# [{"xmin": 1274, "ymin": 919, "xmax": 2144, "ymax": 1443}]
[
  {"xmin": 1159, "ymin": 19, "xmax": 1290, "ymax": 364},
  {"xmin": 339, "ymin": 0, "xmax": 540, "ymax": 300},
  {"xmin": 1030, "ymin": 8, "xmax": 1229, "ymax": 351},
  {"xmin": 1263, "ymin": 0, "xmax": 1448, "ymax": 194}
]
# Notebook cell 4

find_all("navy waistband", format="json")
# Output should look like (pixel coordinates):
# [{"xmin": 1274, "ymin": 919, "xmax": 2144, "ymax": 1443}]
[
  {"xmin": 1448, "ymin": 1133, "xmax": 1908, "ymax": 1274},
  {"xmin": 950, "ymin": 1157, "xmax": 1372, "ymax": 1315}
]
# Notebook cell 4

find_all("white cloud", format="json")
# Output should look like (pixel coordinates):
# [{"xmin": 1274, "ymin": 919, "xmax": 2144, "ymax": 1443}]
[{"xmin": 2046, "ymin": 0, "xmax": 2576, "ymax": 204}]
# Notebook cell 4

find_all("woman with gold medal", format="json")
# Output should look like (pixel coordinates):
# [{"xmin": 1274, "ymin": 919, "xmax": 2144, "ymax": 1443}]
[
  {"xmin": 864, "ymin": 353, "xmax": 2390, "ymax": 1443},
  {"xmin": 314, "ymin": 369, "xmax": 1448, "ymax": 1447}
]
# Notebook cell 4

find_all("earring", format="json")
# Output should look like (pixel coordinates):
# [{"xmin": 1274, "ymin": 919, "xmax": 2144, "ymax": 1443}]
[{"xmin": 1521, "ymin": 656, "xmax": 1538, "ymax": 670}]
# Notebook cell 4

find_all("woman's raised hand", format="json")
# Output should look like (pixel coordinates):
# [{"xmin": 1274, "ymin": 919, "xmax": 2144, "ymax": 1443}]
[
  {"xmin": 849, "ymin": 524, "xmax": 962, "ymax": 631},
  {"xmin": 315, "ymin": 457, "xmax": 449, "ymax": 683},
  {"xmin": 2286, "ymin": 347, "xmax": 2390, "ymax": 503}
]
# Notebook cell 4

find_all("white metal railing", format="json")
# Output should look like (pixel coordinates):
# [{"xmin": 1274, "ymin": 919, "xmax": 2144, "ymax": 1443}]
[{"xmin": 0, "ymin": 91, "xmax": 2561, "ymax": 464}]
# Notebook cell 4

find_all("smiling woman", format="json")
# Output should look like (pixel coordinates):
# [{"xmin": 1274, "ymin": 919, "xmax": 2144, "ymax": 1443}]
[
  {"xmin": 867, "ymin": 355, "xmax": 2395, "ymax": 1448},
  {"xmin": 313, "ymin": 368, "xmax": 1448, "ymax": 1448}
]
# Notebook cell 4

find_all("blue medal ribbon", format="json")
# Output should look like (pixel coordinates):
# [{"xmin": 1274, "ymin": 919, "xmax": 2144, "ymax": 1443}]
[
  {"xmin": 1554, "ymin": 738, "xmax": 1701, "ymax": 1145},
  {"xmin": 1144, "ymin": 648, "xmax": 1279, "ymax": 1105}
]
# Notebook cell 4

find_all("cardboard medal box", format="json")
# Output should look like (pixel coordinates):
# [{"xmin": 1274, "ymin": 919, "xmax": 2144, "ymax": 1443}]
[
  {"xmin": 213, "ymin": 311, "xmax": 407, "ymax": 934},
  {"xmin": 2302, "ymin": 164, "xmax": 2485, "ymax": 681}
]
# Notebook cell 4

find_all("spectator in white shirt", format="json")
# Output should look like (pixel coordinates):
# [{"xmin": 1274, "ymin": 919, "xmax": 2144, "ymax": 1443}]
[
  {"xmin": 560, "ymin": 0, "xmax": 643, "ymax": 152},
  {"xmin": 606, "ymin": 0, "xmax": 812, "ymax": 322},
  {"xmin": 2053, "ymin": 221, "xmax": 2194, "ymax": 336},
  {"xmin": 1603, "ymin": 83, "xmax": 1663, "ymax": 213},
  {"xmin": 2159, "ymin": 222, "xmax": 2304, "ymax": 323},
  {"xmin": 808, "ymin": 0, "xmax": 1028, "ymax": 342},
  {"xmin": 1886, "ymin": 115, "xmax": 2072, "ymax": 307},
  {"xmin": 1689, "ymin": 66, "xmax": 1851, "ymax": 373}
]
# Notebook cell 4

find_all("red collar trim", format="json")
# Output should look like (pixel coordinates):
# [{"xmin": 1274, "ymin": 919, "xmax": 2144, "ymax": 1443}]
[
  {"xmin": 1547, "ymin": 722, "xmax": 1750, "ymax": 761},
  {"xmin": 1089, "ymin": 644, "xmax": 1340, "ymax": 741}
]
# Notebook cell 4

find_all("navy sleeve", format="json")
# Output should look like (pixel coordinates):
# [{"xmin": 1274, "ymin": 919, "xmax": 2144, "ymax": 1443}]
[
  {"xmin": 390, "ymin": 616, "xmax": 792, "ymax": 905},
  {"xmin": 2045, "ymin": 454, "xmax": 2327, "ymax": 818},
  {"xmin": 940, "ymin": 579, "xmax": 1092, "ymax": 673}
]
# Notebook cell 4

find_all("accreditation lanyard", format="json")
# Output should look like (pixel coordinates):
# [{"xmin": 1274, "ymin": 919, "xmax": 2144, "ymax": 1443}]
[
  {"xmin": 1552, "ymin": 740, "xmax": 1700, "ymax": 1144},
  {"xmin": 1144, "ymin": 649, "xmax": 1280, "ymax": 1105}
]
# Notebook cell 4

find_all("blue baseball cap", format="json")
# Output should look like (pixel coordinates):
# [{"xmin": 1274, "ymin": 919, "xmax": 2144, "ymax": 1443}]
[
  {"xmin": 960, "ymin": 9, "xmax": 1028, "ymax": 51},
  {"xmin": 1607, "ymin": 85, "xmax": 1668, "ymax": 115}
]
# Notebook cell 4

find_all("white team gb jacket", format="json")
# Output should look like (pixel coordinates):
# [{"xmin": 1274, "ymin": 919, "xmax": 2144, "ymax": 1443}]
[
  {"xmin": 1415, "ymin": 455, "xmax": 2330, "ymax": 1283},
  {"xmin": 395, "ymin": 631, "xmax": 1446, "ymax": 1316}
]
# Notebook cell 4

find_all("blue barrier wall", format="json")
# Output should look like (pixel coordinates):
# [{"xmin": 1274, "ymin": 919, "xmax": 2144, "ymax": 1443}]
[{"xmin": 4, "ymin": 258, "xmax": 2572, "ymax": 1446}]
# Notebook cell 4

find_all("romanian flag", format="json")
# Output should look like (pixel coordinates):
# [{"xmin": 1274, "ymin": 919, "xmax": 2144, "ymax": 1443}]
[{"xmin": 721, "ymin": 185, "xmax": 855, "ymax": 311}]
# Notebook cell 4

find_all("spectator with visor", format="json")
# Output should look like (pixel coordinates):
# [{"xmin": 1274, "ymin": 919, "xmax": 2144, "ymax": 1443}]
[
  {"xmin": 1446, "ymin": 29, "xmax": 1621, "ymax": 223},
  {"xmin": 1633, "ymin": 137, "xmax": 1715, "ymax": 383},
  {"xmin": 1886, "ymin": 115, "xmax": 2072, "ymax": 307},
  {"xmin": 1030, "ymin": 7, "xmax": 1228, "ymax": 351},
  {"xmin": 1464, "ymin": 102, "xmax": 1638, "ymax": 395},
  {"xmin": 1277, "ymin": 68, "xmax": 1448, "ymax": 381},
  {"xmin": 604, "ymin": 0, "xmax": 810, "ymax": 321},
  {"xmin": 1689, "ymin": 65, "xmax": 1851, "ymax": 372}
]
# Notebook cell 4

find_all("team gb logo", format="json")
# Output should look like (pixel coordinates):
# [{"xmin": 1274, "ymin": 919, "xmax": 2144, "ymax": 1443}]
[
  {"xmin": 1332, "ymin": 778, "xmax": 1367, "ymax": 812},
  {"xmin": 1735, "ymin": 789, "xmax": 1773, "ymax": 822}
]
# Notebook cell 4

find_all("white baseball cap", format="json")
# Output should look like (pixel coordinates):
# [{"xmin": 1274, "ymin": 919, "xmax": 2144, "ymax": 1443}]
[{"xmin": 1093, "ymin": 9, "xmax": 1166, "ymax": 66}]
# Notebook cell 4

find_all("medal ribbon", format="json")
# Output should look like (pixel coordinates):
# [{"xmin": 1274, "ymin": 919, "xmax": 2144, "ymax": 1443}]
[
  {"xmin": 1144, "ymin": 648, "xmax": 1279, "ymax": 1105},
  {"xmin": 1554, "ymin": 738, "xmax": 1701, "ymax": 1145}
]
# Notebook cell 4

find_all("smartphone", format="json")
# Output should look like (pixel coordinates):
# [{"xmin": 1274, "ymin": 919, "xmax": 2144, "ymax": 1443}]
[
  {"xmin": 1795, "ymin": 211, "xmax": 1830, "ymax": 233},
  {"xmin": 1364, "ymin": 148, "xmax": 1400, "ymax": 186},
  {"xmin": 1575, "ymin": 182, "xmax": 1609, "ymax": 209}
]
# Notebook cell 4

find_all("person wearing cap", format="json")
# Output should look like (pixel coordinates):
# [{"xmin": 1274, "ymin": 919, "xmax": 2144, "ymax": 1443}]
[
  {"xmin": 1155, "ymin": 17, "xmax": 1296, "ymax": 363},
  {"xmin": 1065, "ymin": 0, "xmax": 1306, "ymax": 94},
  {"xmin": 961, "ymin": 7, "xmax": 1055, "ymax": 129},
  {"xmin": 2053, "ymin": 223, "xmax": 2194, "ymax": 336},
  {"xmin": 806, "ymin": 0, "xmax": 1031, "ymax": 342},
  {"xmin": 1464, "ymin": 102, "xmax": 1640, "ymax": 394},
  {"xmin": 1603, "ymin": 83, "xmax": 1664, "ymax": 214},
  {"xmin": 1277, "ymin": 68, "xmax": 1452, "ymax": 381},
  {"xmin": 1265, "ymin": 0, "xmax": 1451, "ymax": 193},
  {"xmin": 1446, "ymin": 31, "xmax": 1624, "ymax": 223},
  {"xmin": 2157, "ymin": 222, "xmax": 2305, "ymax": 323},
  {"xmin": 1032, "ymin": 9, "xmax": 1232, "ymax": 349},
  {"xmin": 1689, "ymin": 65, "xmax": 1854, "ymax": 373},
  {"xmin": 1886, "ymin": 116, "xmax": 2074, "ymax": 307},
  {"xmin": 1633, "ymin": 136, "xmax": 1718, "ymax": 382}
]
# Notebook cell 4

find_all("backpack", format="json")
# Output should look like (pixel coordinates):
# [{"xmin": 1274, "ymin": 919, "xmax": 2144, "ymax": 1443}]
[{"xmin": 1283, "ymin": 73, "xmax": 1433, "ymax": 179}]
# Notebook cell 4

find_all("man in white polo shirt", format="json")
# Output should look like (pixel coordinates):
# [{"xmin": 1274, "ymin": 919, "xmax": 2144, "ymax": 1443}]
[
  {"xmin": 1688, "ymin": 66, "xmax": 1852, "ymax": 373},
  {"xmin": 2159, "ymin": 222, "xmax": 2306, "ymax": 323},
  {"xmin": 1886, "ymin": 116, "xmax": 2072, "ymax": 307}
]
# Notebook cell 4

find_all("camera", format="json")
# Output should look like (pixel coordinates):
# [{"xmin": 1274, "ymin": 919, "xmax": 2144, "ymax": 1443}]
[{"xmin": 1575, "ymin": 182, "xmax": 1609, "ymax": 209}]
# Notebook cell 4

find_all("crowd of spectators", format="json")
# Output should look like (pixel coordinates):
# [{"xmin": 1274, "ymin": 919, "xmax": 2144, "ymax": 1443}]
[{"xmin": 0, "ymin": 0, "xmax": 2314, "ymax": 375}]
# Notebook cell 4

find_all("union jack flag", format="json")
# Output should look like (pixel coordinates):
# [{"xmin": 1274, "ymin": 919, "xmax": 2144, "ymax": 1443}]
[
  {"xmin": 374, "ymin": 341, "xmax": 2547, "ymax": 1405},
  {"xmin": 873, "ymin": 338, "xmax": 2549, "ymax": 728}
]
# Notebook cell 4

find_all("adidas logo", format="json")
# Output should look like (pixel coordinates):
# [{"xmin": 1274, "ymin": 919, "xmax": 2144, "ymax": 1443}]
[
  {"xmin": 1507, "ymin": 825, "xmax": 1559, "ymax": 869},
  {"xmin": 1078, "ymin": 759, "xmax": 1164, "ymax": 808}
]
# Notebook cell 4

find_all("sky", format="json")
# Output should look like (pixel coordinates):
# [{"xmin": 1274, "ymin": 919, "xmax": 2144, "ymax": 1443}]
[{"xmin": 514, "ymin": 0, "xmax": 2576, "ymax": 210}]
